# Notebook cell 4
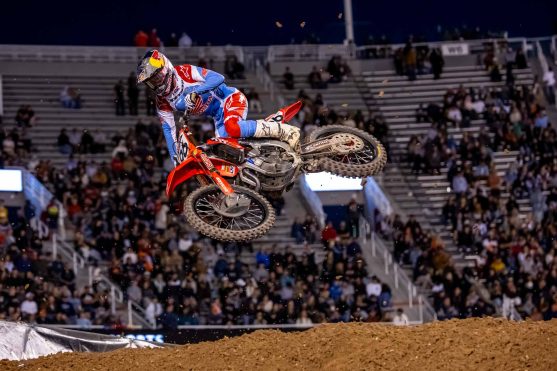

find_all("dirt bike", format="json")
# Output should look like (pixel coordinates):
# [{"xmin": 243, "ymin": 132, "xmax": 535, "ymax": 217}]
[{"xmin": 166, "ymin": 100, "xmax": 387, "ymax": 242}]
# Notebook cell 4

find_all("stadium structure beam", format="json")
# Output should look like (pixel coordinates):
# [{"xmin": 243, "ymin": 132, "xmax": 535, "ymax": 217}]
[{"xmin": 344, "ymin": 0, "xmax": 355, "ymax": 44}]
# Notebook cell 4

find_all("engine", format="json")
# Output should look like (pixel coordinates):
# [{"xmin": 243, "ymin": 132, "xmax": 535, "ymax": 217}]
[{"xmin": 239, "ymin": 140, "xmax": 301, "ymax": 192}]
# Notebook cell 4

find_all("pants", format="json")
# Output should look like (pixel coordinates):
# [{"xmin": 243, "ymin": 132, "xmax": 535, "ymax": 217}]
[{"xmin": 214, "ymin": 91, "xmax": 257, "ymax": 138}]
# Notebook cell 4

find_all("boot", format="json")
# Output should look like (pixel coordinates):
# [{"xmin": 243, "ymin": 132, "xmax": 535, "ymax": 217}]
[{"xmin": 254, "ymin": 120, "xmax": 300, "ymax": 149}]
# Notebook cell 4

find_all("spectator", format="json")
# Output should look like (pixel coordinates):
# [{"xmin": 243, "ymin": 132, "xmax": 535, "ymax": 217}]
[
  {"xmin": 515, "ymin": 48, "xmax": 528, "ymax": 69},
  {"xmin": 166, "ymin": 33, "xmax": 178, "ymax": 47},
  {"xmin": 127, "ymin": 72, "xmax": 139, "ymax": 116},
  {"xmin": 224, "ymin": 56, "xmax": 245, "ymax": 79},
  {"xmin": 60, "ymin": 87, "xmax": 81, "ymax": 109},
  {"xmin": 178, "ymin": 32, "xmax": 193, "ymax": 48},
  {"xmin": 246, "ymin": 88, "xmax": 262, "ymax": 113},
  {"xmin": 430, "ymin": 48, "xmax": 444, "ymax": 79},
  {"xmin": 68, "ymin": 128, "xmax": 81, "ymax": 153},
  {"xmin": 543, "ymin": 67, "xmax": 555, "ymax": 104},
  {"xmin": 296, "ymin": 310, "xmax": 313, "ymax": 325},
  {"xmin": 321, "ymin": 221, "xmax": 337, "ymax": 245},
  {"xmin": 403, "ymin": 42, "xmax": 417, "ymax": 81},
  {"xmin": 114, "ymin": 80, "xmax": 126, "ymax": 116},
  {"xmin": 80, "ymin": 130, "xmax": 94, "ymax": 154},
  {"xmin": 92, "ymin": 130, "xmax": 107, "ymax": 153},
  {"xmin": 134, "ymin": 29, "xmax": 148, "ymax": 47},
  {"xmin": 452, "ymin": 170, "xmax": 468, "ymax": 194},
  {"xmin": 15, "ymin": 105, "xmax": 35, "ymax": 127},
  {"xmin": 392, "ymin": 308, "xmax": 409, "ymax": 325},
  {"xmin": 291, "ymin": 218, "xmax": 305, "ymax": 244},
  {"xmin": 20, "ymin": 292, "xmax": 38, "ymax": 316},
  {"xmin": 308, "ymin": 66, "xmax": 326, "ymax": 89},
  {"xmin": 57, "ymin": 129, "xmax": 72, "ymax": 155},
  {"xmin": 283, "ymin": 67, "xmax": 295, "ymax": 90}
]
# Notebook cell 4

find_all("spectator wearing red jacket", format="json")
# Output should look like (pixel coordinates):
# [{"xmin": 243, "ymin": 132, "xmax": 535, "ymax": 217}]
[
  {"xmin": 134, "ymin": 30, "xmax": 148, "ymax": 47},
  {"xmin": 321, "ymin": 221, "xmax": 338, "ymax": 245}
]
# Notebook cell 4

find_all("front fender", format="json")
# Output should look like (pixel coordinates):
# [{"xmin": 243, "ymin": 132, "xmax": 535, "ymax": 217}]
[
  {"xmin": 166, "ymin": 157, "xmax": 205, "ymax": 197},
  {"xmin": 165, "ymin": 156, "xmax": 240, "ymax": 197}
]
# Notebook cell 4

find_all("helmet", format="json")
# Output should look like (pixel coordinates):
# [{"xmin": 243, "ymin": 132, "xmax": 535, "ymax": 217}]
[{"xmin": 136, "ymin": 50, "xmax": 176, "ymax": 96}]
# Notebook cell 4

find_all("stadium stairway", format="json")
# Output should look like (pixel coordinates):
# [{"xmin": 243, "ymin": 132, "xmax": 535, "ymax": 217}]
[
  {"xmin": 361, "ymin": 64, "xmax": 535, "ymax": 265},
  {"xmin": 2, "ymin": 73, "xmax": 269, "ymax": 168}
]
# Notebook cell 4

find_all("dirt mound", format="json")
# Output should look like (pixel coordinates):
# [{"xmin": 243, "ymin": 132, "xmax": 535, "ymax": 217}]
[{"xmin": 3, "ymin": 318, "xmax": 557, "ymax": 371}]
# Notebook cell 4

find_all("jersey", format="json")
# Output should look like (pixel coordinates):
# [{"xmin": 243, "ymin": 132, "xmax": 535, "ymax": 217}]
[{"xmin": 156, "ymin": 64, "xmax": 256, "ymax": 160}]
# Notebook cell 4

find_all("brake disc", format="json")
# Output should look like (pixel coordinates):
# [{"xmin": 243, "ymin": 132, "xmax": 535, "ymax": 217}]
[
  {"xmin": 213, "ymin": 194, "xmax": 253, "ymax": 218},
  {"xmin": 330, "ymin": 133, "xmax": 365, "ymax": 154}
]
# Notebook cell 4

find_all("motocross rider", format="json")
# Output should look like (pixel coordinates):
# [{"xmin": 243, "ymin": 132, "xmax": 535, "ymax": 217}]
[{"xmin": 136, "ymin": 50, "xmax": 301, "ymax": 165}]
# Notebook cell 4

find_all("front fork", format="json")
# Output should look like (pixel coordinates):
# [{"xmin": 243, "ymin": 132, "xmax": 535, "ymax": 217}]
[{"xmin": 180, "ymin": 126, "xmax": 236, "ymax": 197}]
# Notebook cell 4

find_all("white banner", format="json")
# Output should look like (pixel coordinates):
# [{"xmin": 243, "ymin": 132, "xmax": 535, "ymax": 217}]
[{"xmin": 441, "ymin": 43, "xmax": 470, "ymax": 56}]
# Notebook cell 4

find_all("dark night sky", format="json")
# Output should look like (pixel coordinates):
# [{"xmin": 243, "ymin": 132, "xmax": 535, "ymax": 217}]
[{"xmin": 1, "ymin": 0, "xmax": 556, "ymax": 46}]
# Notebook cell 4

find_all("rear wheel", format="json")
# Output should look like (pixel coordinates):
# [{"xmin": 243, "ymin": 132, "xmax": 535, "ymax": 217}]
[
  {"xmin": 184, "ymin": 184, "xmax": 275, "ymax": 241},
  {"xmin": 307, "ymin": 125, "xmax": 387, "ymax": 177}
]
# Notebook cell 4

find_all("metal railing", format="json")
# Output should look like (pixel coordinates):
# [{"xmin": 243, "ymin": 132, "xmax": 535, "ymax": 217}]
[
  {"xmin": 254, "ymin": 59, "xmax": 286, "ymax": 107},
  {"xmin": 51, "ymin": 234, "xmax": 153, "ymax": 329},
  {"xmin": 536, "ymin": 40, "xmax": 557, "ymax": 109},
  {"xmin": 360, "ymin": 219, "xmax": 436, "ymax": 323},
  {"xmin": 551, "ymin": 35, "xmax": 557, "ymax": 64},
  {"xmin": 267, "ymin": 44, "xmax": 356, "ymax": 62},
  {"xmin": 0, "ymin": 44, "xmax": 245, "ymax": 64},
  {"xmin": 355, "ymin": 36, "xmax": 531, "ymax": 58},
  {"xmin": 19, "ymin": 169, "xmax": 153, "ymax": 329}
]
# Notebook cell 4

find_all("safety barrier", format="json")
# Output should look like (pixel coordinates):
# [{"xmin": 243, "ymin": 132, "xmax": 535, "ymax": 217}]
[{"xmin": 0, "ymin": 45, "xmax": 244, "ymax": 64}]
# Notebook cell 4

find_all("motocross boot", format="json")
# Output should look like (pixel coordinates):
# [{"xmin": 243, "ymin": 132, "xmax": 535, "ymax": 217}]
[
  {"xmin": 254, "ymin": 101, "xmax": 302, "ymax": 148},
  {"xmin": 254, "ymin": 120, "xmax": 300, "ymax": 149}
]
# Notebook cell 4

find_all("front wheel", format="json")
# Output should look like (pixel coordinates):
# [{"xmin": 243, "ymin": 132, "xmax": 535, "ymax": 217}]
[
  {"xmin": 307, "ymin": 125, "xmax": 387, "ymax": 177},
  {"xmin": 184, "ymin": 184, "xmax": 276, "ymax": 242}
]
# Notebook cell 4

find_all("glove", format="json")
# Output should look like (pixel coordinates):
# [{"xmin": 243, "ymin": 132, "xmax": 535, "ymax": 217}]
[{"xmin": 184, "ymin": 92, "xmax": 200, "ymax": 111}]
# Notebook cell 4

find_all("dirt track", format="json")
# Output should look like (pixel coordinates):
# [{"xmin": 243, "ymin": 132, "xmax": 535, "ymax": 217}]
[{"xmin": 3, "ymin": 318, "xmax": 557, "ymax": 371}]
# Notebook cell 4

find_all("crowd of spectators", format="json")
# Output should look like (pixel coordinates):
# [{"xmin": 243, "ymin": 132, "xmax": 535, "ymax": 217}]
[
  {"xmin": 398, "ymin": 57, "xmax": 557, "ymax": 320},
  {"xmin": 290, "ymin": 90, "xmax": 388, "ymax": 149},
  {"xmin": 393, "ymin": 42, "xmax": 444, "ymax": 81},
  {"xmin": 1, "ymin": 108, "xmax": 35, "ymax": 167},
  {"xmin": 0, "ymin": 201, "xmax": 123, "ymax": 327},
  {"xmin": 281, "ymin": 55, "xmax": 351, "ymax": 91},
  {"xmin": 29, "ymin": 116, "xmax": 394, "ymax": 327}
]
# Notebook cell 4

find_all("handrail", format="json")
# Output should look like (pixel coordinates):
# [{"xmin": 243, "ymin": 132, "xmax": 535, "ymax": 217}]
[
  {"xmin": 536, "ymin": 40, "xmax": 557, "ymax": 109},
  {"xmin": 355, "ymin": 36, "xmax": 530, "ymax": 56},
  {"xmin": 298, "ymin": 175, "xmax": 326, "ymax": 228},
  {"xmin": 0, "ymin": 44, "xmax": 245, "ymax": 64},
  {"xmin": 359, "ymin": 218, "xmax": 437, "ymax": 322},
  {"xmin": 551, "ymin": 35, "xmax": 557, "ymax": 64},
  {"xmin": 255, "ymin": 59, "xmax": 286, "ymax": 107},
  {"xmin": 19, "ymin": 169, "xmax": 152, "ymax": 328}
]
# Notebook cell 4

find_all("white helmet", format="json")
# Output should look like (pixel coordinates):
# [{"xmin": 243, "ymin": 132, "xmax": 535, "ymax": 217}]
[{"xmin": 136, "ymin": 50, "xmax": 176, "ymax": 96}]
